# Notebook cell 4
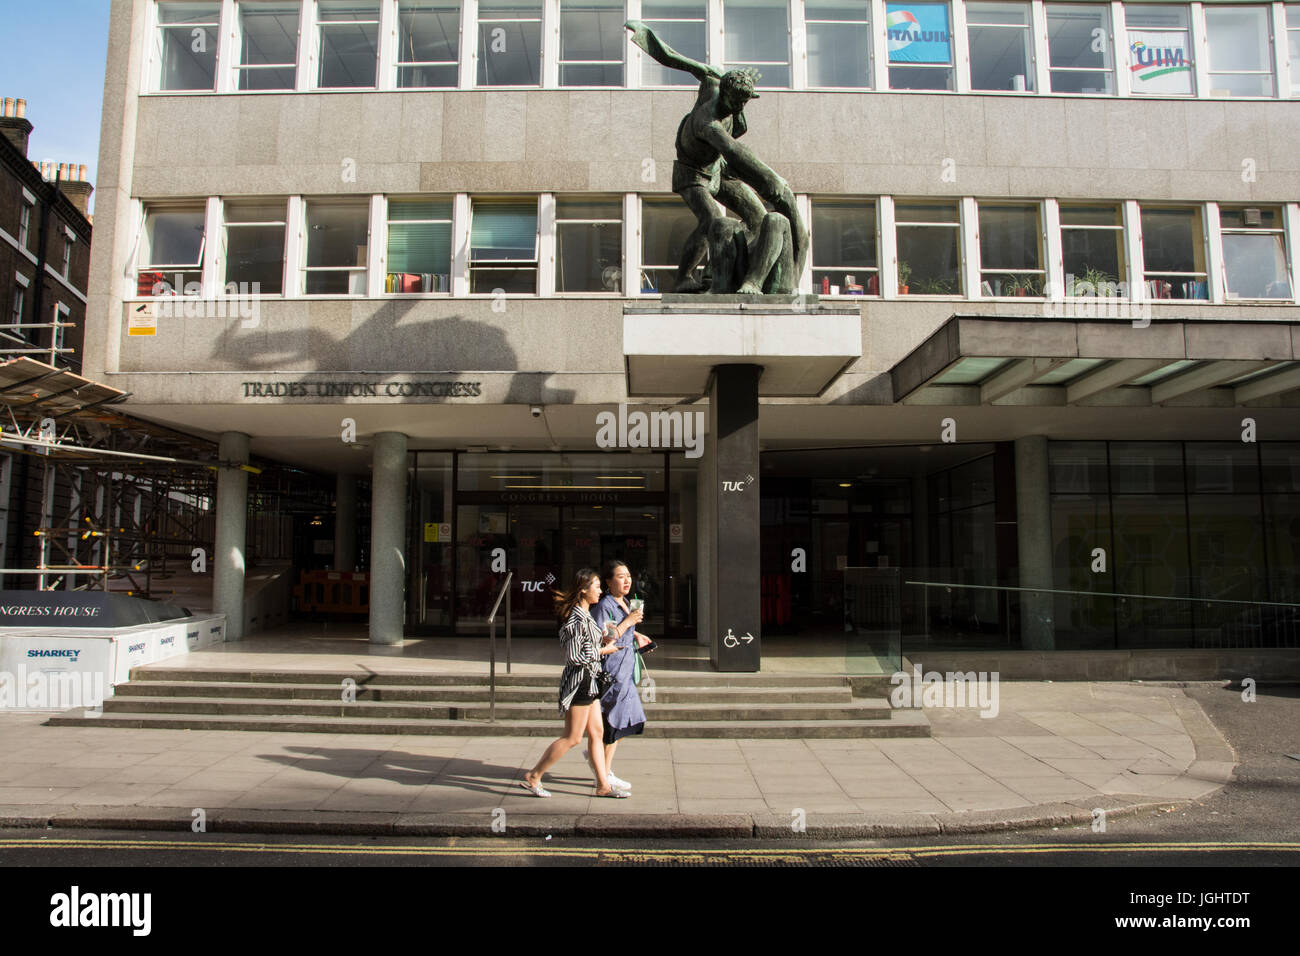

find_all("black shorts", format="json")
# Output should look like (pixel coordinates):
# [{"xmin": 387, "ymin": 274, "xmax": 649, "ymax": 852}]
[{"xmin": 570, "ymin": 689, "xmax": 599, "ymax": 707}]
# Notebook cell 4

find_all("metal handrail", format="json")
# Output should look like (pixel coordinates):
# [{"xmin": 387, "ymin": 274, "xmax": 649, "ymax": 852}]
[{"xmin": 486, "ymin": 572, "xmax": 513, "ymax": 722}]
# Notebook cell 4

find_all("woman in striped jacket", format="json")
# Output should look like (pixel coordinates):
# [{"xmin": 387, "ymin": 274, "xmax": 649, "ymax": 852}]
[{"xmin": 520, "ymin": 568, "xmax": 630, "ymax": 798}]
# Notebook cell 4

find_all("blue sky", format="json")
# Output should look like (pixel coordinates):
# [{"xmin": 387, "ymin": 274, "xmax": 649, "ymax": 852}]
[{"xmin": 0, "ymin": 0, "xmax": 110, "ymax": 211}]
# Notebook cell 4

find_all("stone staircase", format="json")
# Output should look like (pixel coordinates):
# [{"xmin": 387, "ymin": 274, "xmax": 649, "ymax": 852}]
[{"xmin": 48, "ymin": 667, "xmax": 929, "ymax": 739}]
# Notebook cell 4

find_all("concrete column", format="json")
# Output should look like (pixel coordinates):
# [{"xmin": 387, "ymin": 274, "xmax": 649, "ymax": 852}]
[
  {"xmin": 369, "ymin": 432, "xmax": 408, "ymax": 645},
  {"xmin": 335, "ymin": 473, "xmax": 357, "ymax": 572},
  {"xmin": 1015, "ymin": 435, "xmax": 1055, "ymax": 650},
  {"xmin": 213, "ymin": 432, "xmax": 250, "ymax": 641},
  {"xmin": 709, "ymin": 365, "xmax": 762, "ymax": 671}
]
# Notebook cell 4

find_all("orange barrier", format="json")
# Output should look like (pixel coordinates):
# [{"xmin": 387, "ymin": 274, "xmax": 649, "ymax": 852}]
[{"xmin": 293, "ymin": 570, "xmax": 369, "ymax": 614}]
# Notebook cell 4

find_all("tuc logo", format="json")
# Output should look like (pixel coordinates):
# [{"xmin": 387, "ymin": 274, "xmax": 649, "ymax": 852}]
[{"xmin": 521, "ymin": 573, "xmax": 557, "ymax": 593}]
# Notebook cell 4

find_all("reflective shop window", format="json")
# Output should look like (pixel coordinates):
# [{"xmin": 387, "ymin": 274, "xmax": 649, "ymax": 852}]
[
  {"xmin": 469, "ymin": 200, "xmax": 539, "ymax": 293},
  {"xmin": 1219, "ymin": 206, "xmax": 1292, "ymax": 300},
  {"xmin": 724, "ymin": 0, "xmax": 791, "ymax": 88},
  {"xmin": 640, "ymin": 198, "xmax": 700, "ymax": 294},
  {"xmin": 156, "ymin": 2, "xmax": 221, "ymax": 91},
  {"xmin": 223, "ymin": 201, "xmax": 287, "ymax": 294},
  {"xmin": 387, "ymin": 199, "xmax": 453, "ymax": 293},
  {"xmin": 978, "ymin": 203, "xmax": 1044, "ymax": 296},
  {"xmin": 1205, "ymin": 5, "xmax": 1274, "ymax": 97},
  {"xmin": 1060, "ymin": 204, "xmax": 1126, "ymax": 294},
  {"xmin": 641, "ymin": 0, "xmax": 707, "ymax": 87},
  {"xmin": 478, "ymin": 0, "xmax": 543, "ymax": 86},
  {"xmin": 895, "ymin": 201, "xmax": 961, "ymax": 295},
  {"xmin": 236, "ymin": 2, "xmax": 299, "ymax": 90},
  {"xmin": 806, "ymin": 1, "xmax": 872, "ymax": 89},
  {"xmin": 138, "ymin": 205, "xmax": 206, "ymax": 296},
  {"xmin": 304, "ymin": 201, "xmax": 370, "ymax": 295},
  {"xmin": 555, "ymin": 198, "xmax": 623, "ymax": 292},
  {"xmin": 967, "ymin": 2, "xmax": 1034, "ymax": 92},
  {"xmin": 398, "ymin": 1, "xmax": 461, "ymax": 87},
  {"xmin": 811, "ymin": 199, "xmax": 878, "ymax": 295},
  {"xmin": 1140, "ymin": 206, "xmax": 1208, "ymax": 300},
  {"xmin": 886, "ymin": 1, "xmax": 955, "ymax": 90},
  {"xmin": 317, "ymin": 0, "xmax": 381, "ymax": 88},
  {"xmin": 1125, "ymin": 5, "xmax": 1194, "ymax": 97},
  {"xmin": 560, "ymin": 0, "xmax": 625, "ymax": 86},
  {"xmin": 1045, "ymin": 3, "xmax": 1114, "ymax": 94}
]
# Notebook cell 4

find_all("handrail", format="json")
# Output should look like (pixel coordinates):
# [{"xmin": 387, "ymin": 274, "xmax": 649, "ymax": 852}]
[
  {"xmin": 903, "ymin": 579, "xmax": 1300, "ymax": 609},
  {"xmin": 487, "ymin": 572, "xmax": 513, "ymax": 722}
]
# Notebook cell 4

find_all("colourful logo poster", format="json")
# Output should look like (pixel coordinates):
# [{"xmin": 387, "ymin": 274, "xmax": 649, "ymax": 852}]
[
  {"xmin": 1129, "ymin": 31, "xmax": 1194, "ymax": 95},
  {"xmin": 886, "ymin": 3, "xmax": 952, "ymax": 64}
]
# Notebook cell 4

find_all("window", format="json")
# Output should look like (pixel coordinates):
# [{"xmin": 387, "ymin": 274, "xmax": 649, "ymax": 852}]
[
  {"xmin": 806, "ymin": 1, "xmax": 872, "ymax": 88},
  {"xmin": 156, "ymin": 2, "xmax": 221, "ymax": 91},
  {"xmin": 1140, "ymin": 206, "xmax": 1207, "ymax": 299},
  {"xmin": 1060, "ymin": 204, "xmax": 1126, "ymax": 294},
  {"xmin": 1046, "ymin": 3, "xmax": 1114, "ymax": 94},
  {"xmin": 18, "ymin": 197, "xmax": 33, "ymax": 250},
  {"xmin": 1289, "ymin": 4, "xmax": 1300, "ymax": 92},
  {"xmin": 224, "ymin": 201, "xmax": 287, "ymax": 294},
  {"xmin": 53, "ymin": 303, "xmax": 70, "ymax": 363},
  {"xmin": 317, "ymin": 0, "xmax": 380, "ymax": 89},
  {"xmin": 560, "ymin": 0, "xmax": 624, "ymax": 86},
  {"xmin": 555, "ymin": 198, "xmax": 622, "ymax": 292},
  {"xmin": 469, "ymin": 200, "xmax": 538, "ymax": 293},
  {"xmin": 386, "ymin": 199, "xmax": 453, "ymax": 293},
  {"xmin": 304, "ymin": 201, "xmax": 369, "ymax": 295},
  {"xmin": 398, "ymin": 2, "xmax": 461, "ymax": 87},
  {"xmin": 811, "ymin": 199, "xmax": 877, "ymax": 294},
  {"xmin": 1126, "ymin": 5, "xmax": 1194, "ymax": 96},
  {"xmin": 895, "ymin": 201, "xmax": 961, "ymax": 295},
  {"xmin": 641, "ymin": 1, "xmax": 707, "ymax": 86},
  {"xmin": 978, "ymin": 203, "xmax": 1043, "ymax": 296},
  {"xmin": 967, "ymin": 2, "xmax": 1034, "ymax": 91},
  {"xmin": 1220, "ymin": 206, "xmax": 1292, "ymax": 300},
  {"xmin": 63, "ymin": 236, "xmax": 73, "ymax": 279},
  {"xmin": 886, "ymin": 2, "xmax": 955, "ymax": 90},
  {"xmin": 138, "ymin": 205, "xmax": 206, "ymax": 296},
  {"xmin": 478, "ymin": 1, "xmax": 544, "ymax": 86},
  {"xmin": 236, "ymin": 2, "xmax": 299, "ymax": 90},
  {"xmin": 6, "ymin": 283, "xmax": 24, "ymax": 343},
  {"xmin": 1205, "ymin": 5, "xmax": 1274, "ymax": 97},
  {"xmin": 641, "ymin": 198, "xmax": 700, "ymax": 293},
  {"xmin": 724, "ymin": 0, "xmax": 791, "ymax": 88}
]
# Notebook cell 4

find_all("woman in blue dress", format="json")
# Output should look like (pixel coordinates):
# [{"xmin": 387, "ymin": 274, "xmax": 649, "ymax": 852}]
[{"xmin": 591, "ymin": 559, "xmax": 651, "ymax": 790}]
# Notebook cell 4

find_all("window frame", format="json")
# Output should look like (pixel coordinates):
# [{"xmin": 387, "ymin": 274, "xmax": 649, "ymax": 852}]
[
  {"xmin": 893, "ymin": 198, "xmax": 964, "ymax": 296},
  {"xmin": 396, "ymin": 0, "xmax": 463, "ymax": 89},
  {"xmin": 301, "ymin": 198, "xmax": 372, "ymax": 296},
  {"xmin": 1124, "ymin": 3, "xmax": 1196, "ymax": 97},
  {"xmin": 151, "ymin": 0, "xmax": 224, "ymax": 93},
  {"xmin": 233, "ymin": 0, "xmax": 302, "ymax": 91},
  {"xmin": 639, "ymin": 0, "xmax": 710, "ymax": 87},
  {"xmin": 810, "ymin": 196, "xmax": 880, "ymax": 296},
  {"xmin": 966, "ymin": 0, "xmax": 1036, "ymax": 93},
  {"xmin": 384, "ymin": 196, "xmax": 456, "ymax": 294},
  {"xmin": 1058, "ymin": 201, "xmax": 1128, "ymax": 296},
  {"xmin": 558, "ymin": 0, "xmax": 627, "ymax": 87},
  {"xmin": 18, "ymin": 194, "xmax": 34, "ymax": 251},
  {"xmin": 467, "ymin": 196, "xmax": 541, "ymax": 294},
  {"xmin": 553, "ymin": 194, "xmax": 624, "ymax": 293},
  {"xmin": 1218, "ymin": 204, "xmax": 1293, "ymax": 301},
  {"xmin": 1044, "ymin": 1, "xmax": 1116, "ymax": 95},
  {"xmin": 976, "ymin": 200, "xmax": 1046, "ymax": 297},
  {"xmin": 1137, "ymin": 202, "xmax": 1211, "ymax": 301},
  {"xmin": 885, "ymin": 0, "xmax": 957, "ymax": 91},
  {"xmin": 476, "ymin": 0, "xmax": 546, "ymax": 88},
  {"xmin": 222, "ymin": 198, "xmax": 290, "ymax": 295},
  {"xmin": 723, "ymin": 0, "xmax": 794, "ymax": 89},
  {"xmin": 315, "ymin": 0, "xmax": 383, "ymax": 90},
  {"xmin": 137, "ymin": 202, "xmax": 209, "ymax": 297}
]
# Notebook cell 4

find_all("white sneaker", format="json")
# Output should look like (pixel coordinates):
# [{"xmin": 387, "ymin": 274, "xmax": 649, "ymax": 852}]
[{"xmin": 608, "ymin": 772, "xmax": 631, "ymax": 790}]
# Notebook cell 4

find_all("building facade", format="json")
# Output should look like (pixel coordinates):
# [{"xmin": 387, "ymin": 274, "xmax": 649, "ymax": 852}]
[{"xmin": 87, "ymin": 0, "xmax": 1300, "ymax": 666}]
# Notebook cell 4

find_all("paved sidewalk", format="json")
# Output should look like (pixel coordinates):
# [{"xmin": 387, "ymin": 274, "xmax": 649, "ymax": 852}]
[{"xmin": 0, "ymin": 681, "xmax": 1235, "ymax": 838}]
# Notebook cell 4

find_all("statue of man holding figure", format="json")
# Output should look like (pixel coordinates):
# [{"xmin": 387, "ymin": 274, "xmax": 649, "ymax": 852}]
[{"xmin": 626, "ymin": 20, "xmax": 808, "ymax": 295}]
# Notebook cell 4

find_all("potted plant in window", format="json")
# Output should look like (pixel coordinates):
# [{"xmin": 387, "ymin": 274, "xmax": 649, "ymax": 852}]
[
  {"xmin": 897, "ymin": 260, "xmax": 912, "ymax": 295},
  {"xmin": 1069, "ymin": 266, "xmax": 1116, "ymax": 297},
  {"xmin": 915, "ymin": 276, "xmax": 954, "ymax": 295}
]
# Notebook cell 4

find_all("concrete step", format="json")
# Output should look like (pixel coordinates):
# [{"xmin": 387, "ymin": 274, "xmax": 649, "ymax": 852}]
[
  {"xmin": 47, "ymin": 709, "xmax": 930, "ymax": 738},
  {"xmin": 98, "ymin": 696, "xmax": 892, "ymax": 722},
  {"xmin": 112, "ymin": 681, "xmax": 855, "ymax": 705}
]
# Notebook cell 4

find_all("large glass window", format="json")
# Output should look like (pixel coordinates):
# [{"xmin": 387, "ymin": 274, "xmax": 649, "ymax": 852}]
[
  {"xmin": 1206, "ymin": 5, "xmax": 1274, "ymax": 97},
  {"xmin": 304, "ymin": 201, "xmax": 370, "ymax": 295},
  {"xmin": 724, "ymin": 0, "xmax": 791, "ymax": 88},
  {"xmin": 640, "ymin": 198, "xmax": 700, "ymax": 293},
  {"xmin": 555, "ymin": 198, "xmax": 622, "ymax": 292},
  {"xmin": 1125, "ymin": 5, "xmax": 1194, "ymax": 96},
  {"xmin": 387, "ymin": 199, "xmax": 453, "ymax": 293},
  {"xmin": 895, "ymin": 201, "xmax": 960, "ymax": 295},
  {"xmin": 469, "ymin": 200, "xmax": 538, "ymax": 293},
  {"xmin": 317, "ymin": 1, "xmax": 380, "ymax": 88},
  {"xmin": 236, "ymin": 2, "xmax": 299, "ymax": 90},
  {"xmin": 397, "ymin": 1, "xmax": 460, "ymax": 88},
  {"xmin": 478, "ymin": 1, "xmax": 543, "ymax": 86},
  {"xmin": 560, "ymin": 0, "xmax": 625, "ymax": 86},
  {"xmin": 1140, "ymin": 206, "xmax": 1207, "ymax": 299},
  {"xmin": 641, "ymin": 1, "xmax": 707, "ymax": 86},
  {"xmin": 1060, "ymin": 203, "xmax": 1125, "ymax": 294},
  {"xmin": 886, "ymin": 1, "xmax": 955, "ymax": 89},
  {"xmin": 979, "ymin": 203, "xmax": 1043, "ymax": 296},
  {"xmin": 1220, "ymin": 206, "xmax": 1292, "ymax": 300},
  {"xmin": 138, "ymin": 205, "xmax": 206, "ymax": 296},
  {"xmin": 807, "ymin": 1, "xmax": 872, "ymax": 89},
  {"xmin": 967, "ymin": 2, "xmax": 1034, "ymax": 92},
  {"xmin": 156, "ymin": 2, "xmax": 220, "ymax": 91},
  {"xmin": 224, "ymin": 201, "xmax": 286, "ymax": 294},
  {"xmin": 811, "ymin": 199, "xmax": 877, "ymax": 295},
  {"xmin": 1046, "ymin": 3, "xmax": 1114, "ymax": 94}
]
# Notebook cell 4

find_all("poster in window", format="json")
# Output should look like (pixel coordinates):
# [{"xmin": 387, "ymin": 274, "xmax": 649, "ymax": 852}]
[
  {"xmin": 885, "ymin": 3, "xmax": 952, "ymax": 64},
  {"xmin": 1129, "ymin": 31, "xmax": 1194, "ymax": 95}
]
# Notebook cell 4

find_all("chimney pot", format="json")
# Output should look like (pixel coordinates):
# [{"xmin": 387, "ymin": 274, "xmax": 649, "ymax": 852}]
[
  {"xmin": 58, "ymin": 163, "xmax": 68, "ymax": 180},
  {"xmin": 78, "ymin": 164, "xmax": 87, "ymax": 182},
  {"xmin": 15, "ymin": 99, "xmax": 26, "ymax": 119},
  {"xmin": 2, "ymin": 99, "xmax": 12, "ymax": 118}
]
